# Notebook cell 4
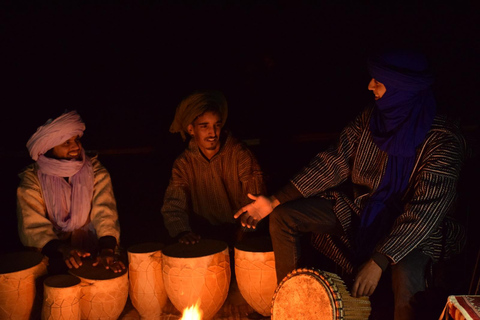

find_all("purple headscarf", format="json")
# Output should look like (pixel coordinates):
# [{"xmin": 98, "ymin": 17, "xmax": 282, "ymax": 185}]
[
  {"xmin": 26, "ymin": 111, "xmax": 94, "ymax": 233},
  {"xmin": 355, "ymin": 49, "xmax": 437, "ymax": 264}
]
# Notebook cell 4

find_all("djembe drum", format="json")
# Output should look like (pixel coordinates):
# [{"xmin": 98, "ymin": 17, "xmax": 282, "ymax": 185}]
[
  {"xmin": 0, "ymin": 251, "xmax": 48, "ymax": 320},
  {"xmin": 127, "ymin": 242, "xmax": 168, "ymax": 319},
  {"xmin": 69, "ymin": 259, "xmax": 129, "ymax": 320},
  {"xmin": 42, "ymin": 274, "xmax": 82, "ymax": 320},
  {"xmin": 271, "ymin": 268, "xmax": 371, "ymax": 320},
  {"xmin": 234, "ymin": 235, "xmax": 277, "ymax": 317},
  {"xmin": 162, "ymin": 239, "xmax": 231, "ymax": 320}
]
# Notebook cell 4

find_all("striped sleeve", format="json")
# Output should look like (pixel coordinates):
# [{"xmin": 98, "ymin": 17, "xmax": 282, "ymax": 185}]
[{"xmin": 377, "ymin": 129, "xmax": 466, "ymax": 263}]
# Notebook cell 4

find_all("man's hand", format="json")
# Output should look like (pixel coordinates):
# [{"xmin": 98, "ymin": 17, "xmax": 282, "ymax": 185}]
[
  {"xmin": 351, "ymin": 259, "xmax": 382, "ymax": 298},
  {"xmin": 93, "ymin": 248, "xmax": 126, "ymax": 273},
  {"xmin": 233, "ymin": 194, "xmax": 278, "ymax": 229},
  {"xmin": 59, "ymin": 246, "xmax": 90, "ymax": 269},
  {"xmin": 178, "ymin": 231, "xmax": 201, "ymax": 245}
]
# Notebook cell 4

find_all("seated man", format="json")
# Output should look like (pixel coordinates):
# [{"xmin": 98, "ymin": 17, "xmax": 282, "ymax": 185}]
[
  {"xmin": 17, "ymin": 110, "xmax": 125, "ymax": 274},
  {"xmin": 162, "ymin": 90, "xmax": 267, "ymax": 247},
  {"xmin": 235, "ymin": 49, "xmax": 467, "ymax": 320}
]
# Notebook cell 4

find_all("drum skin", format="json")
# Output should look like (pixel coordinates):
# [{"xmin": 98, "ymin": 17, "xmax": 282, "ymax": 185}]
[
  {"xmin": 127, "ymin": 242, "xmax": 167, "ymax": 319},
  {"xmin": 162, "ymin": 239, "xmax": 231, "ymax": 320},
  {"xmin": 271, "ymin": 268, "xmax": 371, "ymax": 320},
  {"xmin": 234, "ymin": 236, "xmax": 277, "ymax": 317},
  {"xmin": 69, "ymin": 259, "xmax": 129, "ymax": 320},
  {"xmin": 42, "ymin": 274, "xmax": 82, "ymax": 320},
  {"xmin": 0, "ymin": 251, "xmax": 47, "ymax": 320}
]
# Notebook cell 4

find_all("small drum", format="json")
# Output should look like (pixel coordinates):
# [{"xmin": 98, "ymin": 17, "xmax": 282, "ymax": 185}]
[
  {"xmin": 69, "ymin": 259, "xmax": 129, "ymax": 320},
  {"xmin": 0, "ymin": 251, "xmax": 48, "ymax": 320},
  {"xmin": 42, "ymin": 274, "xmax": 82, "ymax": 320},
  {"xmin": 271, "ymin": 268, "xmax": 371, "ymax": 320},
  {"xmin": 162, "ymin": 239, "xmax": 231, "ymax": 320},
  {"xmin": 234, "ymin": 235, "xmax": 277, "ymax": 317},
  {"xmin": 127, "ymin": 242, "xmax": 168, "ymax": 319}
]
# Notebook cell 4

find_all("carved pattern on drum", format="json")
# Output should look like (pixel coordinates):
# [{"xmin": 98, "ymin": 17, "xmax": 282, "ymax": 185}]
[
  {"xmin": 271, "ymin": 268, "xmax": 371, "ymax": 320},
  {"xmin": 0, "ymin": 252, "xmax": 47, "ymax": 320},
  {"xmin": 162, "ymin": 247, "xmax": 231, "ymax": 320},
  {"xmin": 234, "ymin": 248, "xmax": 277, "ymax": 317},
  {"xmin": 42, "ymin": 274, "xmax": 82, "ymax": 320},
  {"xmin": 128, "ymin": 245, "xmax": 168, "ymax": 319}
]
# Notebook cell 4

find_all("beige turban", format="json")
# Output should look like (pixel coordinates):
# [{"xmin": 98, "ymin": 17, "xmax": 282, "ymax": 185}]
[
  {"xmin": 26, "ymin": 110, "xmax": 86, "ymax": 161},
  {"xmin": 169, "ymin": 90, "xmax": 228, "ymax": 141}
]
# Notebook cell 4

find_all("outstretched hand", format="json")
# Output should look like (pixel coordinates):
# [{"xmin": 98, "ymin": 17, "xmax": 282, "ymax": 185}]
[
  {"xmin": 178, "ymin": 231, "xmax": 201, "ymax": 245},
  {"xmin": 351, "ymin": 259, "xmax": 382, "ymax": 298},
  {"xmin": 93, "ymin": 248, "xmax": 126, "ymax": 273},
  {"xmin": 234, "ymin": 193, "xmax": 278, "ymax": 229}
]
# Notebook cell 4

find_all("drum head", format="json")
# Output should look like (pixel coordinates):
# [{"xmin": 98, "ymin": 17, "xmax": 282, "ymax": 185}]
[
  {"xmin": 0, "ymin": 251, "xmax": 44, "ymax": 274},
  {"xmin": 127, "ymin": 242, "xmax": 165, "ymax": 254},
  {"xmin": 44, "ymin": 274, "xmax": 81, "ymax": 288},
  {"xmin": 234, "ymin": 235, "xmax": 273, "ymax": 252},
  {"xmin": 69, "ymin": 258, "xmax": 127, "ymax": 280},
  {"xmin": 162, "ymin": 239, "xmax": 228, "ymax": 258},
  {"xmin": 271, "ymin": 269, "xmax": 337, "ymax": 320}
]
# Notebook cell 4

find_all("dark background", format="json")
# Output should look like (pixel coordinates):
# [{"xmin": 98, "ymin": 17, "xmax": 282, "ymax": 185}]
[{"xmin": 1, "ymin": 0, "xmax": 479, "ymax": 297}]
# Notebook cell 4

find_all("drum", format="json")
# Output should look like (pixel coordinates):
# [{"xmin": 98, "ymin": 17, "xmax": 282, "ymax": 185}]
[
  {"xmin": 162, "ymin": 239, "xmax": 231, "ymax": 320},
  {"xmin": 127, "ymin": 242, "xmax": 168, "ymax": 319},
  {"xmin": 0, "ymin": 251, "xmax": 48, "ymax": 320},
  {"xmin": 234, "ymin": 235, "xmax": 277, "ymax": 317},
  {"xmin": 271, "ymin": 268, "xmax": 371, "ymax": 320},
  {"xmin": 69, "ymin": 259, "xmax": 129, "ymax": 320},
  {"xmin": 42, "ymin": 274, "xmax": 82, "ymax": 320}
]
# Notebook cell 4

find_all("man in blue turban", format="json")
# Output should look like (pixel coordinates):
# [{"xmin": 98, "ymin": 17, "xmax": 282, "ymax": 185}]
[{"xmin": 235, "ymin": 48, "xmax": 467, "ymax": 319}]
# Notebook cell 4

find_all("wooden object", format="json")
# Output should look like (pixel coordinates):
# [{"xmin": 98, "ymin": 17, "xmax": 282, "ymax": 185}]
[
  {"xmin": 162, "ymin": 239, "xmax": 231, "ymax": 320},
  {"xmin": 0, "ymin": 251, "xmax": 47, "ymax": 320},
  {"xmin": 234, "ymin": 236, "xmax": 277, "ymax": 316},
  {"xmin": 42, "ymin": 274, "xmax": 82, "ymax": 320},
  {"xmin": 271, "ymin": 268, "xmax": 371, "ymax": 320},
  {"xmin": 127, "ymin": 242, "xmax": 167, "ymax": 319},
  {"xmin": 69, "ymin": 259, "xmax": 128, "ymax": 320}
]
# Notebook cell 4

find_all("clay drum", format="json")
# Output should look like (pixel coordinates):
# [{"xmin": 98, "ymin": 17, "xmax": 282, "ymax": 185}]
[
  {"xmin": 271, "ymin": 268, "xmax": 371, "ymax": 319},
  {"xmin": 127, "ymin": 242, "xmax": 167, "ymax": 319},
  {"xmin": 69, "ymin": 259, "xmax": 128, "ymax": 320},
  {"xmin": 234, "ymin": 236, "xmax": 277, "ymax": 317},
  {"xmin": 0, "ymin": 251, "xmax": 47, "ymax": 320},
  {"xmin": 162, "ymin": 239, "xmax": 231, "ymax": 320},
  {"xmin": 42, "ymin": 274, "xmax": 82, "ymax": 320}
]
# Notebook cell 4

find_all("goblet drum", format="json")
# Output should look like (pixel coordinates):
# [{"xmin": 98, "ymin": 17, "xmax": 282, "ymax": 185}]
[
  {"xmin": 0, "ymin": 251, "xmax": 48, "ymax": 320},
  {"xmin": 162, "ymin": 239, "xmax": 231, "ymax": 320},
  {"xmin": 234, "ymin": 235, "xmax": 277, "ymax": 317},
  {"xmin": 42, "ymin": 274, "xmax": 82, "ymax": 320},
  {"xmin": 69, "ymin": 259, "xmax": 128, "ymax": 320},
  {"xmin": 127, "ymin": 242, "xmax": 167, "ymax": 319},
  {"xmin": 271, "ymin": 268, "xmax": 371, "ymax": 320}
]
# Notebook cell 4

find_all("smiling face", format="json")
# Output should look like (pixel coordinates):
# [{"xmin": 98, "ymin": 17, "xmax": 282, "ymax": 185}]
[
  {"xmin": 51, "ymin": 135, "xmax": 83, "ymax": 160},
  {"xmin": 368, "ymin": 78, "xmax": 387, "ymax": 100},
  {"xmin": 187, "ymin": 111, "xmax": 223, "ymax": 160}
]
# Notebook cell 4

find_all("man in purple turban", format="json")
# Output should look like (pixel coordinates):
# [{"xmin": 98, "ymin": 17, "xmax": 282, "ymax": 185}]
[
  {"xmin": 235, "ymin": 49, "xmax": 467, "ymax": 319},
  {"xmin": 17, "ymin": 110, "xmax": 125, "ymax": 274}
]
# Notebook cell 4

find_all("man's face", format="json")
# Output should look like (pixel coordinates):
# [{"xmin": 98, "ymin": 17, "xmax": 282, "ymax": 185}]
[
  {"xmin": 368, "ymin": 78, "xmax": 387, "ymax": 100},
  {"xmin": 51, "ymin": 135, "xmax": 82, "ymax": 160},
  {"xmin": 187, "ymin": 111, "xmax": 222, "ymax": 159}
]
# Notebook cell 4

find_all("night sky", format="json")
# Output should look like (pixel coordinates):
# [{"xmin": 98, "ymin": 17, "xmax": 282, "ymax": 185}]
[{"xmin": 1, "ymin": 1, "xmax": 479, "ymax": 254}]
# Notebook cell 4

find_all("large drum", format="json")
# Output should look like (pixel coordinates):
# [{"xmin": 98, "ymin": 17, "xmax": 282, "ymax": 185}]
[
  {"xmin": 0, "ymin": 251, "xmax": 48, "ymax": 320},
  {"xmin": 127, "ymin": 242, "xmax": 168, "ymax": 319},
  {"xmin": 42, "ymin": 274, "xmax": 82, "ymax": 320},
  {"xmin": 271, "ymin": 268, "xmax": 371, "ymax": 320},
  {"xmin": 69, "ymin": 259, "xmax": 129, "ymax": 320},
  {"xmin": 234, "ymin": 235, "xmax": 277, "ymax": 317},
  {"xmin": 162, "ymin": 239, "xmax": 231, "ymax": 320}
]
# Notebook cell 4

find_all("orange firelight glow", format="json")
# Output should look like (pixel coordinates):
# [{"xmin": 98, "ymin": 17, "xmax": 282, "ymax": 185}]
[{"xmin": 181, "ymin": 300, "xmax": 203, "ymax": 320}]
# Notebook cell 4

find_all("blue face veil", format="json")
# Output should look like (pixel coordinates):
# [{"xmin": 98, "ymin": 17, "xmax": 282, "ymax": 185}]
[{"xmin": 354, "ymin": 49, "xmax": 437, "ymax": 266}]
